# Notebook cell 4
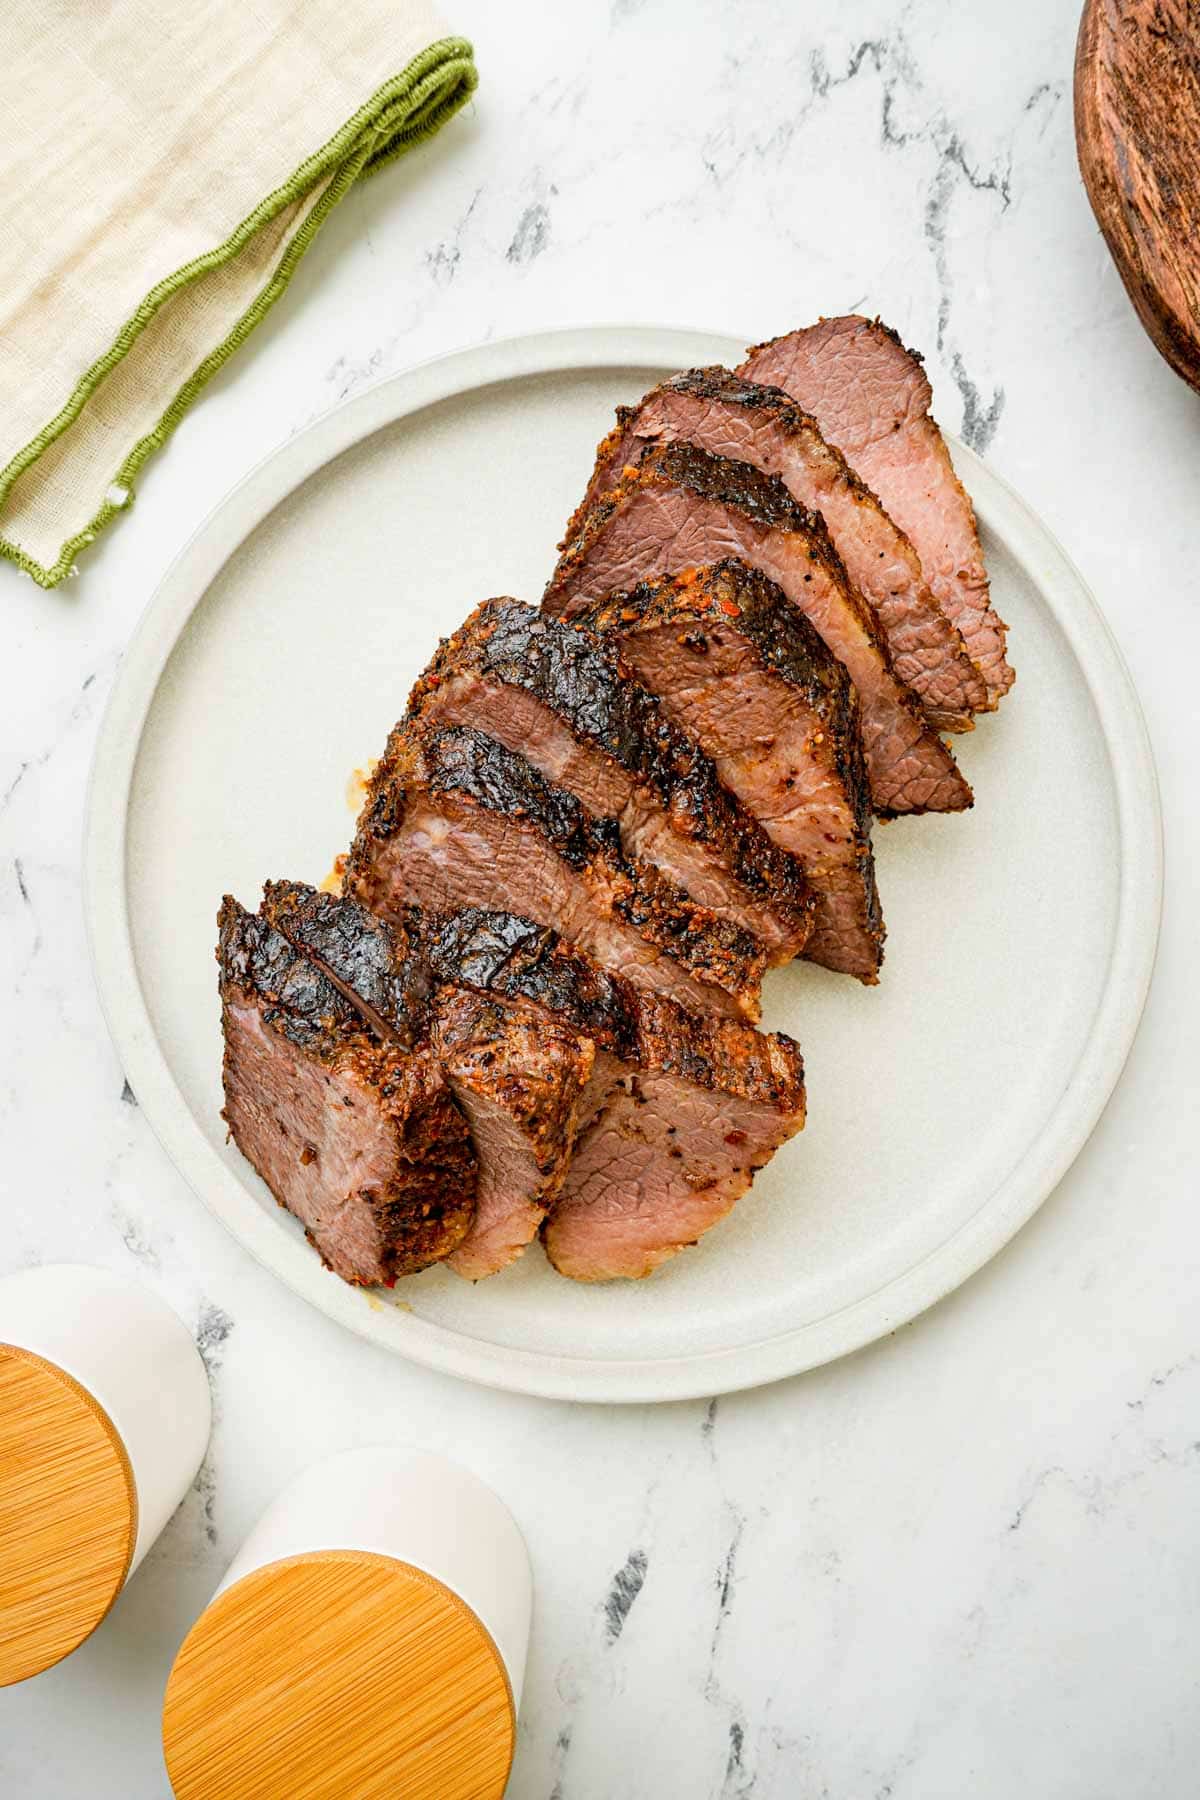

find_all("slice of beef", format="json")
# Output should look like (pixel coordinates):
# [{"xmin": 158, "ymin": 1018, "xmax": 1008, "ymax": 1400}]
[
  {"xmin": 217, "ymin": 897, "xmax": 475, "ymax": 1285},
  {"xmin": 569, "ymin": 366, "xmax": 986, "ymax": 731},
  {"xmin": 432, "ymin": 988, "xmax": 603, "ymax": 1278},
  {"xmin": 344, "ymin": 719, "xmax": 767, "ymax": 1021},
  {"xmin": 266, "ymin": 890, "xmax": 805, "ymax": 1281},
  {"xmin": 740, "ymin": 317, "xmax": 1014, "ymax": 706},
  {"xmin": 543, "ymin": 1015, "xmax": 806, "ymax": 1282},
  {"xmin": 583, "ymin": 561, "xmax": 884, "ymax": 982},
  {"xmin": 259, "ymin": 880, "xmax": 600, "ymax": 1281},
  {"xmin": 407, "ymin": 598, "xmax": 813, "ymax": 963},
  {"xmin": 258, "ymin": 877, "xmax": 434, "ymax": 1047},
  {"xmin": 409, "ymin": 907, "xmax": 807, "ymax": 1281},
  {"xmin": 544, "ymin": 440, "xmax": 971, "ymax": 816}
]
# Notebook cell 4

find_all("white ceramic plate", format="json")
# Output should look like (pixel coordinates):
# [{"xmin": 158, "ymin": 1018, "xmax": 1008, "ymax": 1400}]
[{"xmin": 85, "ymin": 327, "xmax": 1162, "ymax": 1404}]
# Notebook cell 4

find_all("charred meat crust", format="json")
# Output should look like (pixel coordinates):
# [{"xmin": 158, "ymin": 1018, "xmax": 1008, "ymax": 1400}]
[
  {"xmin": 260, "ymin": 877, "xmax": 433, "ymax": 1046},
  {"xmin": 426, "ymin": 721, "xmax": 596, "ymax": 861},
  {"xmin": 349, "ymin": 720, "xmax": 766, "ymax": 1006},
  {"xmin": 547, "ymin": 439, "xmax": 971, "ymax": 819},
  {"xmin": 260, "ymin": 880, "xmax": 803, "ymax": 1112},
  {"xmin": 407, "ymin": 598, "xmax": 813, "ymax": 934},
  {"xmin": 257, "ymin": 884, "xmax": 595, "ymax": 1278},
  {"xmin": 416, "ymin": 905, "xmax": 640, "ymax": 1050},
  {"xmin": 216, "ymin": 898, "xmax": 476, "ymax": 1280},
  {"xmin": 218, "ymin": 896, "xmax": 371, "ymax": 1050},
  {"xmin": 413, "ymin": 904, "xmax": 804, "ymax": 1111},
  {"xmin": 268, "ymin": 886, "xmax": 642, "ymax": 1078},
  {"xmin": 574, "ymin": 437, "xmax": 819, "ymax": 537},
  {"xmin": 662, "ymin": 437, "xmax": 813, "ymax": 536},
  {"xmin": 666, "ymin": 366, "xmax": 877, "ymax": 495},
  {"xmin": 264, "ymin": 884, "xmax": 582, "ymax": 1175}
]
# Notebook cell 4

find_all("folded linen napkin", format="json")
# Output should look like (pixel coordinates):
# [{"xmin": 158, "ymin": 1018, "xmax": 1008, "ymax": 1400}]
[{"xmin": 0, "ymin": 1, "xmax": 476, "ymax": 587}]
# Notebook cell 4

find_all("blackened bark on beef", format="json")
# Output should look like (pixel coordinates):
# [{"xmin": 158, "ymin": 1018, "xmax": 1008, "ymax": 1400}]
[
  {"xmin": 219, "ymin": 898, "xmax": 357, "ymax": 1038},
  {"xmin": 415, "ymin": 902, "xmax": 802, "ymax": 1110},
  {"xmin": 217, "ymin": 897, "xmax": 476, "ymax": 1284},
  {"xmin": 642, "ymin": 438, "xmax": 828, "ymax": 532},
  {"xmin": 407, "ymin": 598, "xmax": 813, "ymax": 959},
  {"xmin": 346, "ymin": 720, "xmax": 767, "ymax": 1020},
  {"xmin": 262, "ymin": 879, "xmax": 599, "ymax": 1046},
  {"xmin": 551, "ymin": 440, "xmax": 877, "ymax": 643},
  {"xmin": 261, "ymin": 877, "xmax": 434, "ymax": 1045},
  {"xmin": 261, "ymin": 882, "xmax": 609, "ymax": 1190},
  {"xmin": 432, "ymin": 724, "xmax": 593, "ymax": 852},
  {"xmin": 418, "ymin": 906, "xmax": 644, "ymax": 1056},
  {"xmin": 226, "ymin": 881, "xmax": 806, "ymax": 1284},
  {"xmin": 259, "ymin": 881, "xmax": 600, "ymax": 1280},
  {"xmin": 272, "ymin": 885, "xmax": 643, "ymax": 1067},
  {"xmin": 423, "ymin": 725, "xmax": 767, "ymax": 1011}
]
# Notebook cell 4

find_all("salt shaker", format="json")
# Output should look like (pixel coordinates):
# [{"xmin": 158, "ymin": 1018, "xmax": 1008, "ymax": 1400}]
[
  {"xmin": 162, "ymin": 1446, "xmax": 531, "ymax": 1800},
  {"xmin": 0, "ymin": 1263, "xmax": 211, "ymax": 1686}
]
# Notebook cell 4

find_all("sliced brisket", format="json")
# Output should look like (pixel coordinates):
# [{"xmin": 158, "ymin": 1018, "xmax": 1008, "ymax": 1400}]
[
  {"xmin": 407, "ymin": 598, "xmax": 813, "ymax": 962},
  {"xmin": 570, "ymin": 366, "xmax": 986, "ymax": 731},
  {"xmin": 410, "ymin": 908, "xmax": 807, "ymax": 1281},
  {"xmin": 433, "ymin": 988, "xmax": 605, "ymax": 1278},
  {"xmin": 544, "ymin": 1011, "xmax": 806, "ymax": 1282},
  {"xmin": 344, "ymin": 719, "xmax": 767, "ymax": 1021},
  {"xmin": 223, "ymin": 887, "xmax": 805, "ymax": 1285},
  {"xmin": 583, "ymin": 562, "xmax": 884, "ymax": 982},
  {"xmin": 217, "ymin": 897, "xmax": 476, "ymax": 1284},
  {"xmin": 740, "ymin": 317, "xmax": 1013, "ymax": 706},
  {"xmin": 544, "ymin": 440, "xmax": 971, "ymax": 816},
  {"xmin": 259, "ymin": 880, "xmax": 600, "ymax": 1280}
]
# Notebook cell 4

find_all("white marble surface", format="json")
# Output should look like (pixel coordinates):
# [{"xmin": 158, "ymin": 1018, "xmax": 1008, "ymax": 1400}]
[{"xmin": 2, "ymin": 1, "xmax": 1198, "ymax": 1793}]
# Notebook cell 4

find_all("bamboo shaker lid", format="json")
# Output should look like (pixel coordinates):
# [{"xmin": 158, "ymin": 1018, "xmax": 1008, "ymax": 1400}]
[
  {"xmin": 162, "ymin": 1548, "xmax": 515, "ymax": 1800},
  {"xmin": 0, "ymin": 1343, "xmax": 137, "ymax": 1686}
]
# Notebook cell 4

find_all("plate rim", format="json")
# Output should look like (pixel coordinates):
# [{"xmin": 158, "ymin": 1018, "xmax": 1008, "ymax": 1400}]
[{"xmin": 84, "ymin": 324, "xmax": 1163, "ymax": 1404}]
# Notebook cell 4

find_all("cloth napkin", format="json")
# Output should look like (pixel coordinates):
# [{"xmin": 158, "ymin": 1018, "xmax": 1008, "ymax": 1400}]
[{"xmin": 0, "ymin": 1, "xmax": 476, "ymax": 587}]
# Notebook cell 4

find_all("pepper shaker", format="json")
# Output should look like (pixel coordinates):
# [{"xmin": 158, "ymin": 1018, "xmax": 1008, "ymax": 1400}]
[
  {"xmin": 162, "ymin": 1446, "xmax": 531, "ymax": 1799},
  {"xmin": 0, "ymin": 1263, "xmax": 211, "ymax": 1686}
]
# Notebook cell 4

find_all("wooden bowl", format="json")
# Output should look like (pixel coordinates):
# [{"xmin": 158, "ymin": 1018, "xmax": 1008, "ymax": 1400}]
[{"xmin": 1075, "ymin": 0, "xmax": 1200, "ymax": 393}]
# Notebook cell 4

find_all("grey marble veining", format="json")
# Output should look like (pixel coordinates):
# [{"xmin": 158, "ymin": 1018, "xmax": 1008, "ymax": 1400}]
[{"xmin": 2, "ymin": 1, "xmax": 1198, "ymax": 1794}]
